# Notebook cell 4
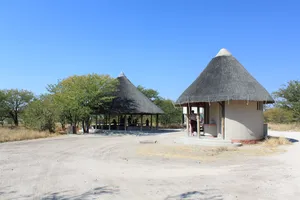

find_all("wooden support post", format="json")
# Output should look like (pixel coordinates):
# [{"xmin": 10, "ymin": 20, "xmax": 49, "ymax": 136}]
[
  {"xmin": 150, "ymin": 115, "xmax": 153, "ymax": 130},
  {"xmin": 204, "ymin": 103, "xmax": 210, "ymax": 124},
  {"xmin": 101, "ymin": 115, "xmax": 103, "ymax": 130},
  {"xmin": 124, "ymin": 115, "xmax": 127, "ymax": 131},
  {"xmin": 95, "ymin": 115, "xmax": 98, "ymax": 129},
  {"xmin": 155, "ymin": 114, "xmax": 159, "ymax": 130},
  {"xmin": 185, "ymin": 114, "xmax": 189, "ymax": 134},
  {"xmin": 140, "ymin": 115, "xmax": 143, "ymax": 131},
  {"xmin": 186, "ymin": 106, "xmax": 190, "ymax": 135},
  {"xmin": 197, "ymin": 106, "xmax": 200, "ymax": 137},
  {"xmin": 117, "ymin": 115, "xmax": 120, "ymax": 130},
  {"xmin": 221, "ymin": 101, "xmax": 225, "ymax": 140},
  {"xmin": 108, "ymin": 114, "xmax": 111, "ymax": 131},
  {"xmin": 204, "ymin": 104, "xmax": 207, "ymax": 124},
  {"xmin": 218, "ymin": 101, "xmax": 225, "ymax": 140}
]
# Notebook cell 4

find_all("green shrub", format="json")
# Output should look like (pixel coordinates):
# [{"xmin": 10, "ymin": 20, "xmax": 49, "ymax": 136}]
[
  {"xmin": 23, "ymin": 95, "xmax": 58, "ymax": 132},
  {"xmin": 264, "ymin": 108, "xmax": 294, "ymax": 123}
]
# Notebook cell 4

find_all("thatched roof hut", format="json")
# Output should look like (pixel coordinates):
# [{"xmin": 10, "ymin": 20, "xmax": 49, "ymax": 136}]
[
  {"xmin": 176, "ymin": 48, "xmax": 274, "ymax": 143},
  {"xmin": 94, "ymin": 73, "xmax": 164, "ymax": 131},
  {"xmin": 111, "ymin": 72, "xmax": 164, "ymax": 114},
  {"xmin": 176, "ymin": 48, "xmax": 274, "ymax": 105}
]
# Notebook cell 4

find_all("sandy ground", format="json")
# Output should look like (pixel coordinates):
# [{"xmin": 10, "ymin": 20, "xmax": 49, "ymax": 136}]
[{"xmin": 1, "ymin": 130, "xmax": 300, "ymax": 200}]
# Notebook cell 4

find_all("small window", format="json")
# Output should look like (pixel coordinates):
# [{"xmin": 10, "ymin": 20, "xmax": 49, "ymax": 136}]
[{"xmin": 257, "ymin": 102, "xmax": 263, "ymax": 111}]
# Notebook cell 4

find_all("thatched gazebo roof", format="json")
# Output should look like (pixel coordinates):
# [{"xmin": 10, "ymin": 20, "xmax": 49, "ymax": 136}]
[
  {"xmin": 176, "ymin": 48, "xmax": 274, "ymax": 105},
  {"xmin": 110, "ymin": 73, "xmax": 164, "ymax": 114}
]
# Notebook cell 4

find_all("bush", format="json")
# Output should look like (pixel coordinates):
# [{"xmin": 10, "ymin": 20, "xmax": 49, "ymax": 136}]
[
  {"xmin": 155, "ymin": 99, "xmax": 182, "ymax": 125},
  {"xmin": 23, "ymin": 95, "xmax": 58, "ymax": 132},
  {"xmin": 264, "ymin": 108, "xmax": 294, "ymax": 123}
]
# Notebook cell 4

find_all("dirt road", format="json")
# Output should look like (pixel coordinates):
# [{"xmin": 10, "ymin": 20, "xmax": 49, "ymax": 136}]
[{"xmin": 1, "ymin": 131, "xmax": 300, "ymax": 200}]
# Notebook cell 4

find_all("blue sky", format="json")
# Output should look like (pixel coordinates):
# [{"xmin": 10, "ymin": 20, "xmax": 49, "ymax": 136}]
[{"xmin": 0, "ymin": 0, "xmax": 299, "ymax": 100}]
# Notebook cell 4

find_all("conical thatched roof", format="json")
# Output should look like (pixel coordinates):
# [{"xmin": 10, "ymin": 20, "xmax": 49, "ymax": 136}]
[
  {"xmin": 176, "ymin": 48, "xmax": 274, "ymax": 105},
  {"xmin": 110, "ymin": 73, "xmax": 164, "ymax": 114}
]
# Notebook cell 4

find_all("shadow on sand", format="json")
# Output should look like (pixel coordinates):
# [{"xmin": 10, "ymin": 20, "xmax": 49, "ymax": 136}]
[
  {"xmin": 36, "ymin": 186, "xmax": 119, "ymax": 200},
  {"xmin": 267, "ymin": 136, "xmax": 299, "ymax": 143},
  {"xmin": 92, "ymin": 129, "xmax": 182, "ymax": 137},
  {"xmin": 287, "ymin": 138, "xmax": 299, "ymax": 143},
  {"xmin": 0, "ymin": 186, "xmax": 17, "ymax": 196},
  {"xmin": 164, "ymin": 189, "xmax": 223, "ymax": 200}
]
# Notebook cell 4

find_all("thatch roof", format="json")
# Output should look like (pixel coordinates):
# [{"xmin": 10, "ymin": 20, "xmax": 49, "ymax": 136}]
[
  {"xmin": 176, "ymin": 48, "xmax": 274, "ymax": 105},
  {"xmin": 110, "ymin": 73, "xmax": 164, "ymax": 114}
]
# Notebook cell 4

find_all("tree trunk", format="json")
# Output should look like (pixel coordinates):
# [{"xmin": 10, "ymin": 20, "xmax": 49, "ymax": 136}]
[
  {"xmin": 49, "ymin": 124, "xmax": 55, "ymax": 133},
  {"xmin": 86, "ymin": 119, "xmax": 90, "ymax": 133},
  {"xmin": 12, "ymin": 116, "xmax": 18, "ymax": 126},
  {"xmin": 82, "ymin": 120, "xmax": 86, "ymax": 133},
  {"xmin": 60, "ymin": 120, "xmax": 66, "ymax": 130},
  {"xmin": 72, "ymin": 123, "xmax": 77, "ymax": 134},
  {"xmin": 9, "ymin": 111, "xmax": 18, "ymax": 126}
]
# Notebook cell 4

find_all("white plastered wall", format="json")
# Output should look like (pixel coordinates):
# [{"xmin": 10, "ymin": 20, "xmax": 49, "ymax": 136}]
[
  {"xmin": 225, "ymin": 101, "xmax": 264, "ymax": 140},
  {"xmin": 208, "ymin": 102, "xmax": 221, "ymax": 136}
]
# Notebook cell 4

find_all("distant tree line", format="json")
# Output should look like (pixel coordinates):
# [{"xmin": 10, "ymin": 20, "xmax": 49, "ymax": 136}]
[
  {"xmin": 0, "ymin": 74, "xmax": 182, "ymax": 133},
  {"xmin": 264, "ymin": 80, "xmax": 300, "ymax": 124},
  {"xmin": 136, "ymin": 85, "xmax": 182, "ymax": 126}
]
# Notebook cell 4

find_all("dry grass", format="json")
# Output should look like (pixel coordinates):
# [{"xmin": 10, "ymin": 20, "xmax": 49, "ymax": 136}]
[
  {"xmin": 268, "ymin": 123, "xmax": 300, "ymax": 132},
  {"xmin": 213, "ymin": 147, "xmax": 230, "ymax": 154},
  {"xmin": 262, "ymin": 137, "xmax": 292, "ymax": 147},
  {"xmin": 0, "ymin": 127, "xmax": 60, "ymax": 143},
  {"xmin": 137, "ymin": 144, "xmax": 238, "ymax": 161},
  {"xmin": 137, "ymin": 141, "xmax": 290, "ymax": 162}
]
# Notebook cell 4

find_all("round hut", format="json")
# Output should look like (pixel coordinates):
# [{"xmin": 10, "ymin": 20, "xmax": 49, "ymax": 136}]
[{"xmin": 176, "ymin": 48, "xmax": 274, "ymax": 143}]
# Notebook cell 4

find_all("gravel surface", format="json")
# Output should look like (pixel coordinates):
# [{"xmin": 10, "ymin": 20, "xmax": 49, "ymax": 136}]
[{"xmin": 0, "ymin": 130, "xmax": 300, "ymax": 200}]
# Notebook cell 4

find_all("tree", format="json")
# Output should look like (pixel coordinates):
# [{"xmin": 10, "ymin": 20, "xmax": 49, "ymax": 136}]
[
  {"xmin": 23, "ymin": 95, "xmax": 58, "ymax": 132},
  {"xmin": 155, "ymin": 98, "xmax": 182, "ymax": 126},
  {"xmin": 0, "ymin": 91, "xmax": 7, "ymax": 126},
  {"xmin": 137, "ymin": 85, "xmax": 160, "ymax": 101},
  {"xmin": 273, "ymin": 80, "xmax": 300, "ymax": 121},
  {"xmin": 0, "ymin": 89, "xmax": 34, "ymax": 126},
  {"xmin": 137, "ymin": 86, "xmax": 182, "ymax": 126},
  {"xmin": 0, "ymin": 106, "xmax": 7, "ymax": 126},
  {"xmin": 48, "ymin": 74, "xmax": 117, "ymax": 133}
]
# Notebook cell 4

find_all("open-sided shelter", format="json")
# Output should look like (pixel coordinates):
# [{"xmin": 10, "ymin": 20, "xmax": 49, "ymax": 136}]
[{"xmin": 96, "ymin": 72, "xmax": 164, "ymax": 131}]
